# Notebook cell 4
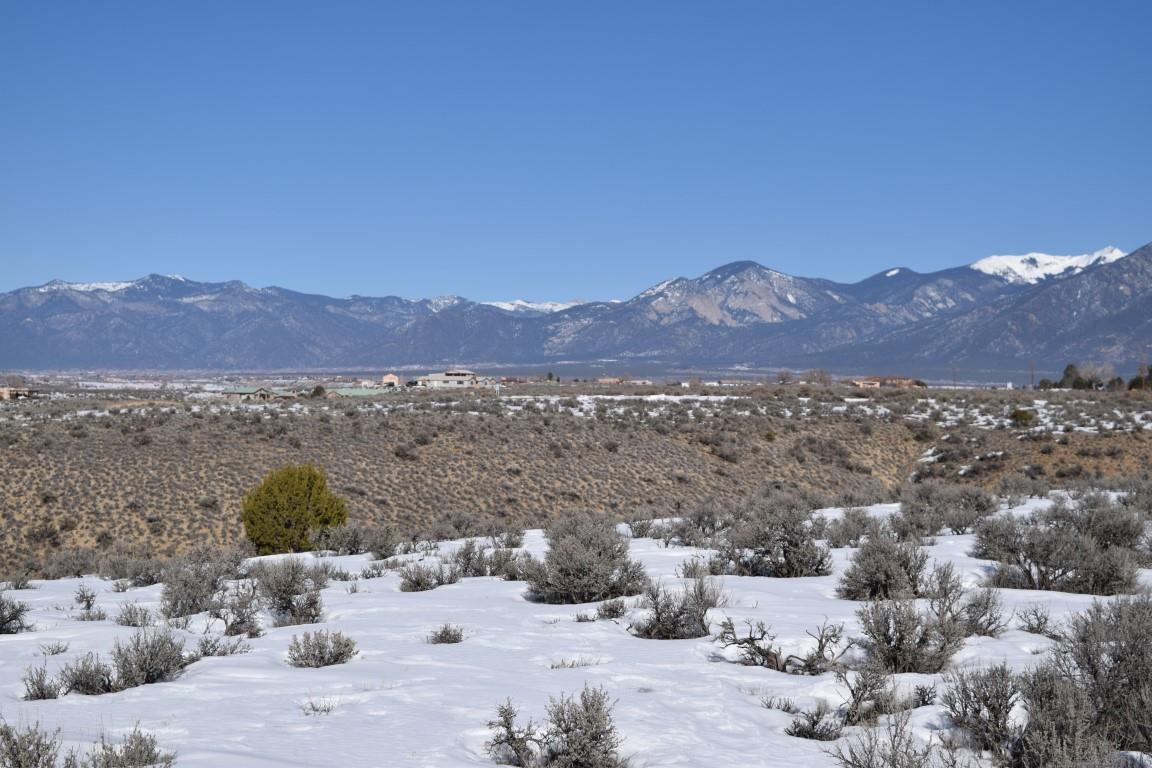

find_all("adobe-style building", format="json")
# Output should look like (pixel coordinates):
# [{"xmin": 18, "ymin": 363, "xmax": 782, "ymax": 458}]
[{"xmin": 0, "ymin": 387, "xmax": 33, "ymax": 401}]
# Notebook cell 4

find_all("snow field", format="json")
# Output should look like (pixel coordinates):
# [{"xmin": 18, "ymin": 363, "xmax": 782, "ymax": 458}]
[{"xmin": 1, "ymin": 503, "xmax": 1146, "ymax": 767}]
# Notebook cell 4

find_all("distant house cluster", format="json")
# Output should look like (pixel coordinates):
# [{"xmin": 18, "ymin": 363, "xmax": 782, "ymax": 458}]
[
  {"xmin": 849, "ymin": 376, "xmax": 926, "ymax": 390},
  {"xmin": 214, "ymin": 368, "xmax": 501, "ymax": 401}
]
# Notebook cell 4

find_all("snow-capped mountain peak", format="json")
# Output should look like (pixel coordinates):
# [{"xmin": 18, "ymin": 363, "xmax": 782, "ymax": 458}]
[{"xmin": 970, "ymin": 246, "xmax": 1126, "ymax": 285}]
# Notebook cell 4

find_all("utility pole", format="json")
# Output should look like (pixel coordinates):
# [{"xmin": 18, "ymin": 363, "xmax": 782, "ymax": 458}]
[{"xmin": 1029, "ymin": 360, "xmax": 1035, "ymax": 390}]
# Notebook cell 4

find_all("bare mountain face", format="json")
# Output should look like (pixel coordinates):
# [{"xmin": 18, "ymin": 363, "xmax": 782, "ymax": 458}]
[{"xmin": 0, "ymin": 243, "xmax": 1147, "ymax": 373}]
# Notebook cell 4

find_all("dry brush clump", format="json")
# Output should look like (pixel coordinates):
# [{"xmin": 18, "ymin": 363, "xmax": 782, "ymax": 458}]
[
  {"xmin": 0, "ymin": 721, "xmax": 176, "ymax": 768},
  {"xmin": 487, "ymin": 684, "xmax": 626, "ymax": 768},
  {"xmin": 973, "ymin": 492, "xmax": 1147, "ymax": 595},
  {"xmin": 935, "ymin": 595, "xmax": 1152, "ymax": 766},
  {"xmin": 522, "ymin": 514, "xmax": 648, "ymax": 605}
]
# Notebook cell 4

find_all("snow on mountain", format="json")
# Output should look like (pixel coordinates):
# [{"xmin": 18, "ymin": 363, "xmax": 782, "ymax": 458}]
[
  {"xmin": 36, "ymin": 280, "xmax": 134, "ymax": 293},
  {"xmin": 969, "ymin": 246, "xmax": 1126, "ymax": 285},
  {"xmin": 482, "ymin": 299, "xmax": 583, "ymax": 314},
  {"xmin": 427, "ymin": 294, "xmax": 467, "ymax": 312}
]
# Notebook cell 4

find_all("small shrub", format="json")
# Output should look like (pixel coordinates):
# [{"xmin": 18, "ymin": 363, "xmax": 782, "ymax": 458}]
[
  {"xmin": 59, "ymin": 653, "xmax": 118, "ymax": 695},
  {"xmin": 399, "ymin": 562, "xmax": 462, "ymax": 592},
  {"xmin": 1015, "ymin": 604, "xmax": 1054, "ymax": 638},
  {"xmin": 825, "ymin": 508, "xmax": 872, "ymax": 548},
  {"xmin": 595, "ymin": 599, "xmax": 628, "ymax": 621},
  {"xmin": 827, "ymin": 711, "xmax": 936, "ymax": 768},
  {"xmin": 718, "ymin": 616, "xmax": 850, "ymax": 674},
  {"xmin": 486, "ymin": 700, "xmax": 543, "ymax": 767},
  {"xmin": 941, "ymin": 664, "xmax": 1019, "ymax": 761},
  {"xmin": 523, "ymin": 514, "xmax": 648, "ymax": 605},
  {"xmin": 630, "ymin": 579, "xmax": 724, "ymax": 640},
  {"xmin": 365, "ymin": 524, "xmax": 400, "ymax": 560},
  {"xmin": 0, "ymin": 592, "xmax": 31, "ymax": 633},
  {"xmin": 837, "ymin": 525, "xmax": 929, "ymax": 601},
  {"xmin": 39, "ymin": 641, "xmax": 69, "ymax": 656},
  {"xmin": 855, "ymin": 599, "xmax": 963, "ymax": 674},
  {"xmin": 251, "ymin": 557, "xmax": 328, "ymax": 625},
  {"xmin": 542, "ymin": 685, "xmax": 625, "ymax": 768},
  {"xmin": 725, "ymin": 494, "xmax": 832, "ymax": 577},
  {"xmin": 208, "ymin": 581, "xmax": 263, "ymax": 637},
  {"xmin": 0, "ymin": 721, "xmax": 61, "ymax": 768},
  {"xmin": 310, "ymin": 523, "xmax": 366, "ymax": 555},
  {"xmin": 111, "ymin": 628, "xmax": 188, "ymax": 687},
  {"xmin": 22, "ymin": 663, "xmax": 60, "ymax": 701},
  {"xmin": 194, "ymin": 635, "xmax": 251, "ymax": 658},
  {"xmin": 115, "ymin": 603, "xmax": 153, "ymax": 628},
  {"xmin": 160, "ymin": 546, "xmax": 243, "ymax": 618},
  {"xmin": 974, "ymin": 496, "xmax": 1143, "ymax": 595},
  {"xmin": 896, "ymin": 482, "xmax": 998, "ymax": 538},
  {"xmin": 84, "ymin": 726, "xmax": 177, "ymax": 768},
  {"xmin": 287, "ymin": 630, "xmax": 357, "ymax": 668},
  {"xmin": 428, "ymin": 623, "xmax": 465, "ymax": 644},
  {"xmin": 785, "ymin": 702, "xmax": 843, "ymax": 741}
]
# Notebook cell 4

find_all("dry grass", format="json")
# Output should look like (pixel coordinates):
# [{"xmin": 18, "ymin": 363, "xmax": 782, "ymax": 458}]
[{"xmin": 2, "ymin": 385, "xmax": 1150, "ymax": 573}]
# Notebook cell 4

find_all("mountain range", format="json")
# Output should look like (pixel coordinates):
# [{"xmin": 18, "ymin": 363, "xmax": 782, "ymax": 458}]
[{"xmin": 1, "ymin": 244, "xmax": 1148, "ymax": 378}]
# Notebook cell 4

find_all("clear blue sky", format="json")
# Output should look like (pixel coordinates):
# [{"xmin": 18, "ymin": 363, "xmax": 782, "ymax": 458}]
[{"xmin": 2, "ymin": 2, "xmax": 1150, "ymax": 301}]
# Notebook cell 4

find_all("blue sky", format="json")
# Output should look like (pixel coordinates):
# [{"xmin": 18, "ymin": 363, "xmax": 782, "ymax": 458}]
[{"xmin": 2, "ymin": 2, "xmax": 1150, "ymax": 301}]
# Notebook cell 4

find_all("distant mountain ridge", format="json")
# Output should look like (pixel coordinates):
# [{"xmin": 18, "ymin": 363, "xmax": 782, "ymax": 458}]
[{"xmin": 1, "ymin": 243, "xmax": 1147, "ymax": 375}]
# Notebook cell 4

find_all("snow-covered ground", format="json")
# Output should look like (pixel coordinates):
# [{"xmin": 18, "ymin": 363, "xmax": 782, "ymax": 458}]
[{"xmin": 2, "ymin": 501, "xmax": 1145, "ymax": 767}]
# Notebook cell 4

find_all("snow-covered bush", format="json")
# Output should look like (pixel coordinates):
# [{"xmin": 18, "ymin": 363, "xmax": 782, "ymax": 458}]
[
  {"xmin": 630, "ymin": 579, "xmax": 724, "ymax": 640},
  {"xmin": 784, "ymin": 702, "xmax": 843, "ymax": 741},
  {"xmin": 1046, "ymin": 594, "xmax": 1152, "ymax": 754},
  {"xmin": 310, "ymin": 523, "xmax": 367, "ymax": 555},
  {"xmin": 286, "ymin": 630, "xmax": 357, "ymax": 668},
  {"xmin": 523, "ymin": 514, "xmax": 648, "ymax": 604},
  {"xmin": 0, "ymin": 720, "xmax": 60, "ymax": 767},
  {"xmin": 0, "ymin": 720, "xmax": 177, "ymax": 768},
  {"xmin": 827, "ymin": 711, "xmax": 939, "ymax": 768}
]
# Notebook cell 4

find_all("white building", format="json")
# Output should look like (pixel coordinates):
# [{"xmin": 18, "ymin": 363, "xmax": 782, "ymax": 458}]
[{"xmin": 418, "ymin": 369, "xmax": 483, "ymax": 389}]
